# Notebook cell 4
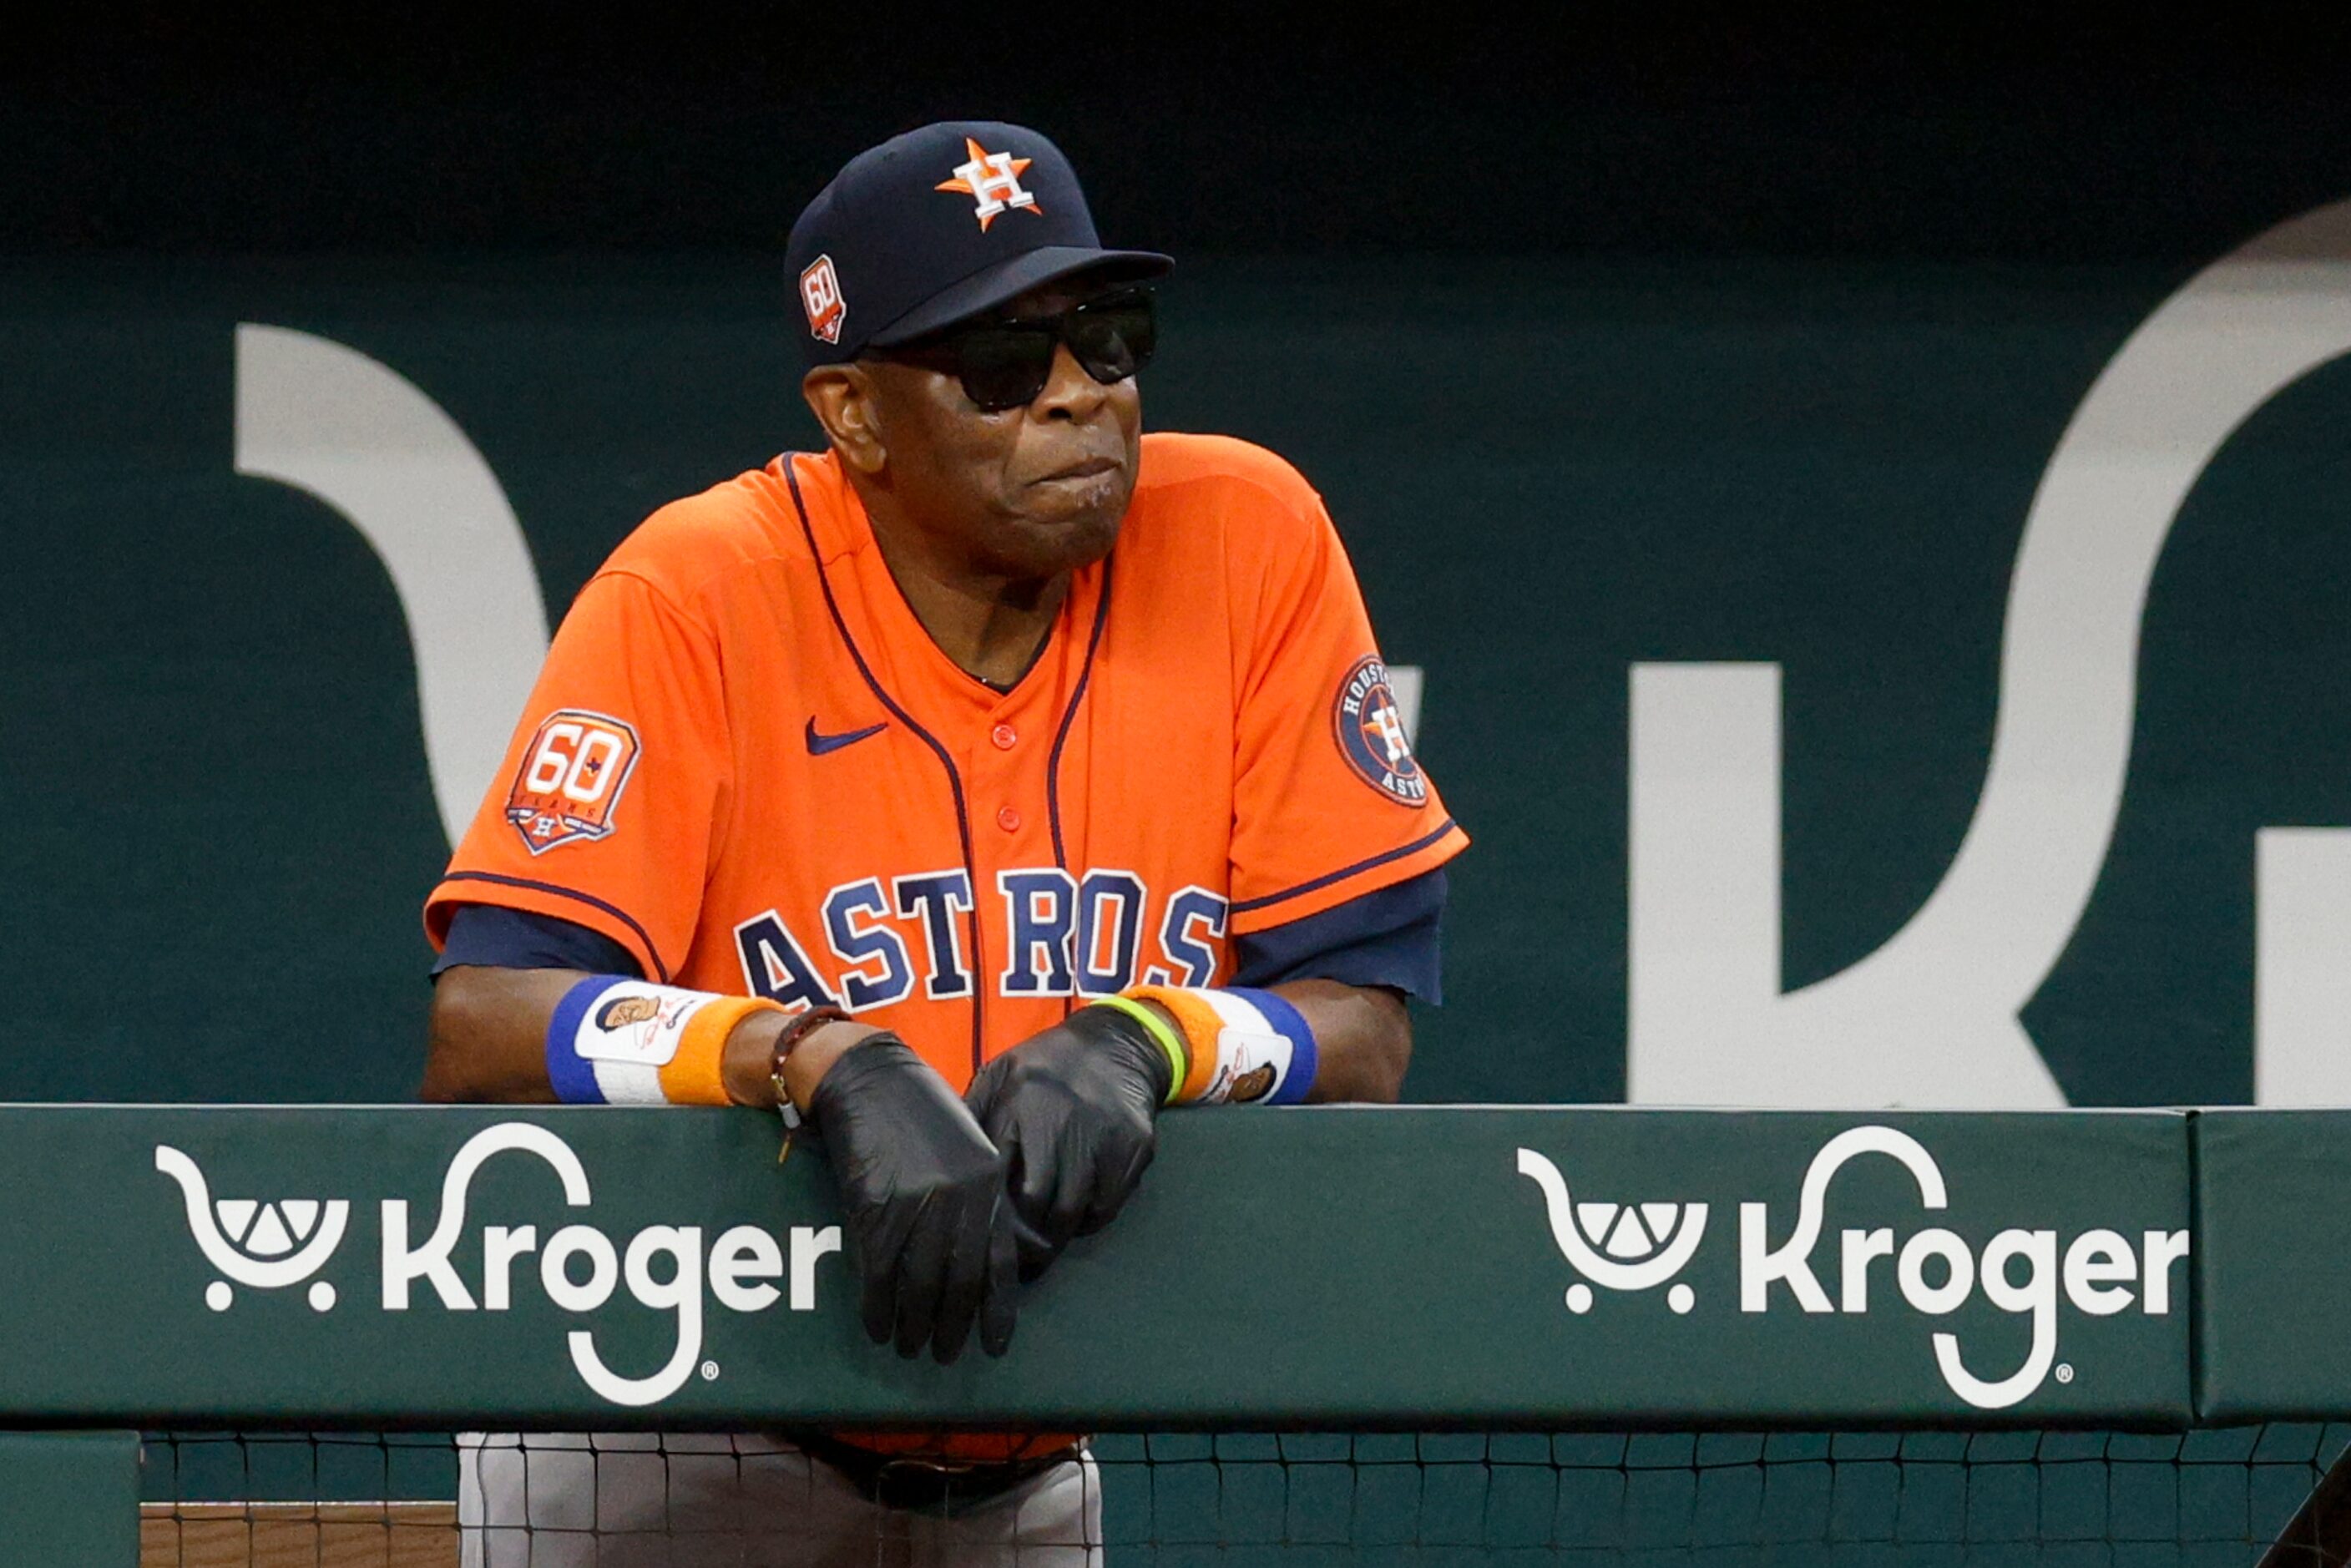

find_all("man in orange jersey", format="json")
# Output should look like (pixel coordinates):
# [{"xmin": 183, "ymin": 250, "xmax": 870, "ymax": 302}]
[{"xmin": 422, "ymin": 120, "xmax": 1467, "ymax": 1565}]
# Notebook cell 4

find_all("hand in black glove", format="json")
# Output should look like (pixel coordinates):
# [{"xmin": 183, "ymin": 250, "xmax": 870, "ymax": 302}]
[
  {"xmin": 962, "ymin": 1004, "xmax": 1177, "ymax": 1282},
  {"xmin": 806, "ymin": 1034, "xmax": 1018, "ymax": 1362}
]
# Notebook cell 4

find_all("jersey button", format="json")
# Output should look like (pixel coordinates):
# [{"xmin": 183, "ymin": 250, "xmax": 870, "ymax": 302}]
[
  {"xmin": 996, "ymin": 806, "xmax": 1023, "ymax": 833},
  {"xmin": 991, "ymin": 723, "xmax": 1018, "ymax": 750}
]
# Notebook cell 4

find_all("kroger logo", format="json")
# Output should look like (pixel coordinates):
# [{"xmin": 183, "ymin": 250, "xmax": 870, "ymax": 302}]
[
  {"xmin": 1514, "ymin": 1148, "xmax": 1707, "ymax": 1316},
  {"xmin": 1517, "ymin": 1125, "xmax": 2192, "ymax": 1411},
  {"xmin": 157, "ymin": 1123, "xmax": 842, "ymax": 1408},
  {"xmin": 156, "ymin": 1146, "xmax": 352, "ymax": 1313}
]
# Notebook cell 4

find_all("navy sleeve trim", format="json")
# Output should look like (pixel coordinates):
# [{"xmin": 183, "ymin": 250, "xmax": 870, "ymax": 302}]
[
  {"xmin": 435, "ymin": 903, "xmax": 645, "ymax": 980},
  {"xmin": 436, "ymin": 872, "xmax": 672, "ymax": 982},
  {"xmin": 1229, "ymin": 818, "xmax": 1459, "ymax": 917},
  {"xmin": 1231, "ymin": 867, "xmax": 1447, "ymax": 1003}
]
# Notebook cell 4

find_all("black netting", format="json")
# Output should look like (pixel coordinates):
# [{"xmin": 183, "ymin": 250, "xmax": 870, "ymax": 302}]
[{"xmin": 134, "ymin": 1424, "xmax": 2351, "ymax": 1564}]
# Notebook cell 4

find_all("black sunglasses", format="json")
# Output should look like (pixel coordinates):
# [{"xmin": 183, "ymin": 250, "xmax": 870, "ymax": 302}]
[{"xmin": 882, "ymin": 290, "xmax": 1157, "ymax": 412}]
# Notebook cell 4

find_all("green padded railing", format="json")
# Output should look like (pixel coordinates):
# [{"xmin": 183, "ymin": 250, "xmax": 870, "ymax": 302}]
[
  {"xmin": 13, "ymin": 1102, "xmax": 2328, "ymax": 1430},
  {"xmin": 17, "ymin": 1105, "xmax": 2351, "ymax": 1563}
]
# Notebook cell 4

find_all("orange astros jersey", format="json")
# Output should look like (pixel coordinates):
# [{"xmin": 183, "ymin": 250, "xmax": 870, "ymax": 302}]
[{"xmin": 427, "ymin": 432, "xmax": 1467, "ymax": 1092}]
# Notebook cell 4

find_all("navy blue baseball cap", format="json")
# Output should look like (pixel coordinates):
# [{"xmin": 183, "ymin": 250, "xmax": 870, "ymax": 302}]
[{"xmin": 785, "ymin": 120, "xmax": 1171, "ymax": 367}]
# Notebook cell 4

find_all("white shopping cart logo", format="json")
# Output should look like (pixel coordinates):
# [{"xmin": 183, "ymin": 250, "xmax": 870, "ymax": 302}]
[
  {"xmin": 155, "ymin": 1145, "xmax": 350, "ymax": 1313},
  {"xmin": 1515, "ymin": 1147, "xmax": 1710, "ymax": 1315}
]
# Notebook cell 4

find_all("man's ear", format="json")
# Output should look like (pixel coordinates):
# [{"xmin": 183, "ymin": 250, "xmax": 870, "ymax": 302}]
[{"xmin": 802, "ymin": 365, "xmax": 887, "ymax": 476}]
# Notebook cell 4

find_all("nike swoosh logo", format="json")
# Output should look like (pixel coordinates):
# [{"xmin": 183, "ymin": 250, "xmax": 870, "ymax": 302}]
[{"xmin": 805, "ymin": 717, "xmax": 888, "ymax": 756}]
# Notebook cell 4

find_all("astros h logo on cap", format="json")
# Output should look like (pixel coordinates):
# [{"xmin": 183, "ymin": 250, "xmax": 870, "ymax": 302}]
[
  {"xmin": 781, "ymin": 120, "xmax": 1171, "ymax": 367},
  {"xmin": 936, "ymin": 138, "xmax": 1043, "ymax": 232}
]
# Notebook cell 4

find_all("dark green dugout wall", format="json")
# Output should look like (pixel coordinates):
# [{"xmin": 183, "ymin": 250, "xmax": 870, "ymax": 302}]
[
  {"xmin": 8, "ymin": 248, "xmax": 2351, "ymax": 1106},
  {"xmin": 0, "ymin": 1100, "xmax": 2342, "ymax": 1429},
  {"xmin": 0, "ymin": 1106, "xmax": 2203, "ymax": 1428}
]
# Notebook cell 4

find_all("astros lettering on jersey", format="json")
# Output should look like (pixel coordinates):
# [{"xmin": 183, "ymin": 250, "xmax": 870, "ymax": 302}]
[{"xmin": 427, "ymin": 432, "xmax": 1468, "ymax": 1091}]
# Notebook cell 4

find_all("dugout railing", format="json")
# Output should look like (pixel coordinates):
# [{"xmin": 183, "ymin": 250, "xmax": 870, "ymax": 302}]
[{"xmin": 8, "ymin": 1104, "xmax": 2349, "ymax": 1560}]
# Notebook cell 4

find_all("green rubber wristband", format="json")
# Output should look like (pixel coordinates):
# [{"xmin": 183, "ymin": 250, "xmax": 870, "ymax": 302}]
[{"xmin": 1088, "ymin": 994, "xmax": 1190, "ymax": 1106}]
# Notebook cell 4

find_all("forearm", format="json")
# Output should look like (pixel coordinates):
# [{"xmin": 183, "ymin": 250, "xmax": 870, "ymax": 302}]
[
  {"xmin": 1270, "ymin": 979, "xmax": 1412, "ymax": 1104},
  {"xmin": 421, "ymin": 965, "xmax": 871, "ymax": 1107},
  {"xmin": 420, "ymin": 966, "xmax": 585, "ymax": 1102}
]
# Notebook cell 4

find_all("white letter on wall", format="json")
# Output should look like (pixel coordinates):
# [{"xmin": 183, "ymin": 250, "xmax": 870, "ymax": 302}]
[
  {"xmin": 1632, "ymin": 200, "xmax": 2351, "ymax": 1108},
  {"xmin": 234, "ymin": 324, "xmax": 550, "ymax": 845}
]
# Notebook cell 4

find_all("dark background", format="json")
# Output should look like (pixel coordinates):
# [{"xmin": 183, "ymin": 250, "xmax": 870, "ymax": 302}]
[
  {"xmin": 13, "ymin": 7, "xmax": 2351, "ymax": 261},
  {"xmin": 11, "ymin": 11, "xmax": 2351, "ymax": 1109}
]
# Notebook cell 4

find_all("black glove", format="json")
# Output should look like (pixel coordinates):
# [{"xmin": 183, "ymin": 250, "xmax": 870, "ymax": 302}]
[
  {"xmin": 963, "ymin": 1004, "xmax": 1177, "ymax": 1282},
  {"xmin": 806, "ymin": 1034, "xmax": 1018, "ymax": 1362}
]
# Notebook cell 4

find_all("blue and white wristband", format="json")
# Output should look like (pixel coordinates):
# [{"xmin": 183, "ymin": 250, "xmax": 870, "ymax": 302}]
[{"xmin": 545, "ymin": 975, "xmax": 779, "ymax": 1107}]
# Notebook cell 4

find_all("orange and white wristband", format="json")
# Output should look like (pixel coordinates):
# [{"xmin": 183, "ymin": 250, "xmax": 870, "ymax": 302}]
[
  {"xmin": 546, "ymin": 977, "xmax": 782, "ymax": 1106},
  {"xmin": 1107, "ymin": 985, "xmax": 1318, "ymax": 1106}
]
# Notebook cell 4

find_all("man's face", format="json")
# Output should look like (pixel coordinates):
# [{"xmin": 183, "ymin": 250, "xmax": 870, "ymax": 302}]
[{"xmin": 845, "ymin": 281, "xmax": 1145, "ymax": 580}]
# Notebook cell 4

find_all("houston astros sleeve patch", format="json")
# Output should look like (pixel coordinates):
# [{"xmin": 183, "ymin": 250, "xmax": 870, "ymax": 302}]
[{"xmin": 1334, "ymin": 656, "xmax": 1426, "ymax": 807}]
